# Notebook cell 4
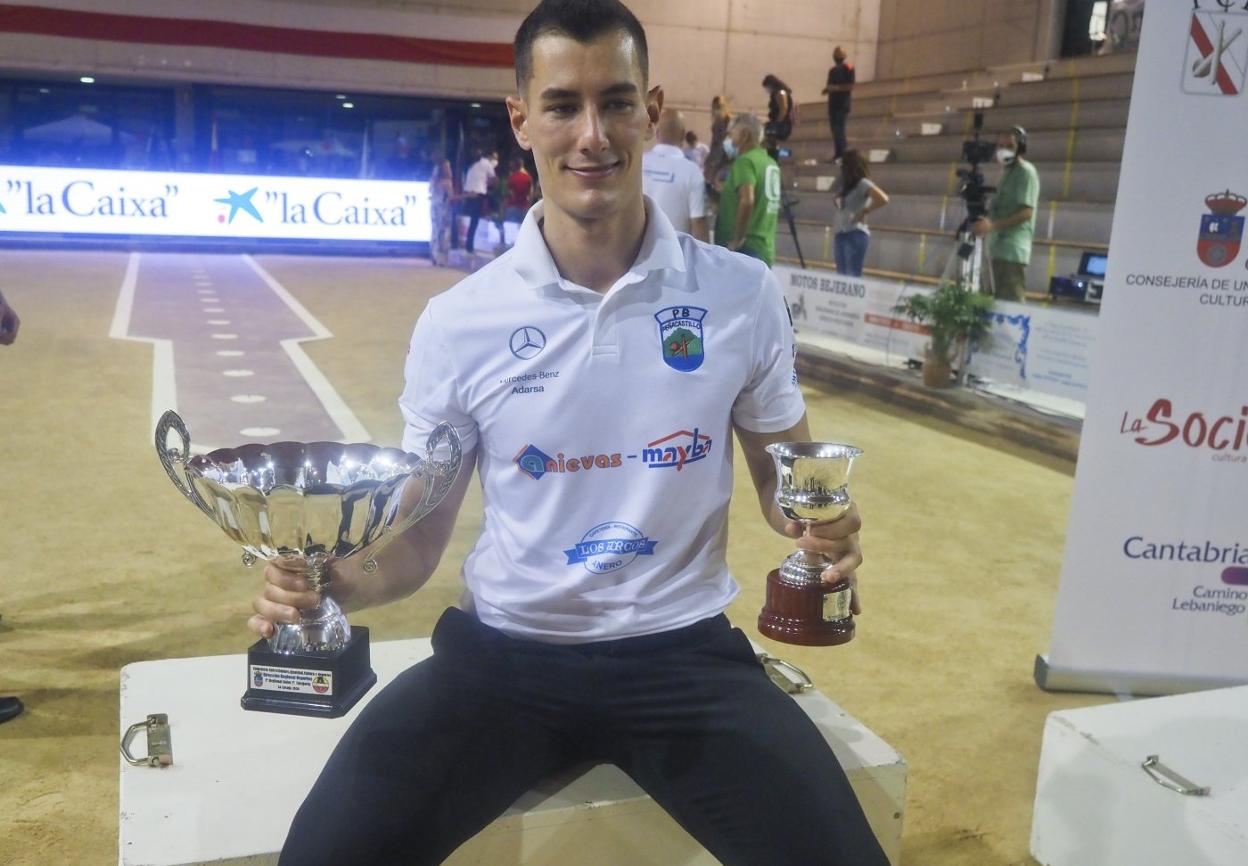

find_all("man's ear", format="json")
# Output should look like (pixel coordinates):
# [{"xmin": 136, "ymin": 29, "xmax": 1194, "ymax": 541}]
[
  {"xmin": 506, "ymin": 94, "xmax": 532, "ymax": 152},
  {"xmin": 645, "ymin": 85, "xmax": 663, "ymax": 142}
]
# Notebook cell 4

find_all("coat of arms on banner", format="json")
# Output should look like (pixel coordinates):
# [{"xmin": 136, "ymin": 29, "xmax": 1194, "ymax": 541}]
[
  {"xmin": 1183, "ymin": 6, "xmax": 1248, "ymax": 96},
  {"xmin": 1198, "ymin": 190, "xmax": 1246, "ymax": 267},
  {"xmin": 655, "ymin": 306, "xmax": 706, "ymax": 372}
]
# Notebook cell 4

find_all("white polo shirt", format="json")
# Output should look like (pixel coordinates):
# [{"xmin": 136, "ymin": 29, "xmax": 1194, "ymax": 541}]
[
  {"xmin": 463, "ymin": 157, "xmax": 495, "ymax": 196},
  {"xmin": 641, "ymin": 143, "xmax": 708, "ymax": 235},
  {"xmin": 399, "ymin": 197, "xmax": 804, "ymax": 643}
]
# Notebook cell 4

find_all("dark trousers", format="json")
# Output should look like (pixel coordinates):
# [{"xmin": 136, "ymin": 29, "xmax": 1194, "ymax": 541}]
[
  {"xmin": 461, "ymin": 195, "xmax": 484, "ymax": 252},
  {"xmin": 279, "ymin": 607, "xmax": 889, "ymax": 866},
  {"xmin": 828, "ymin": 108, "xmax": 849, "ymax": 160}
]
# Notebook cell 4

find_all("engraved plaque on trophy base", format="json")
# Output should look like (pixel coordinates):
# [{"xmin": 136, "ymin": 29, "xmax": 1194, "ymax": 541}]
[
  {"xmin": 242, "ymin": 627, "xmax": 378, "ymax": 719},
  {"xmin": 758, "ymin": 571, "xmax": 856, "ymax": 646}
]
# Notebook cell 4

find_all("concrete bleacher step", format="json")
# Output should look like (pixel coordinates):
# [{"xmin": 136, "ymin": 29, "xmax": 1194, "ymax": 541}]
[
  {"xmin": 992, "ymin": 71, "xmax": 1135, "ymax": 106},
  {"xmin": 792, "ymin": 98, "xmax": 1130, "ymax": 143},
  {"xmin": 775, "ymin": 223, "xmax": 1092, "ymax": 293},
  {"xmin": 785, "ymin": 192, "xmax": 1113, "ymax": 247},
  {"xmin": 789, "ymin": 127, "xmax": 1125, "ymax": 166},
  {"xmin": 790, "ymin": 160, "xmax": 1121, "ymax": 203},
  {"xmin": 846, "ymin": 92, "xmax": 951, "ymax": 118},
  {"xmin": 851, "ymin": 69, "xmax": 1133, "ymax": 119},
  {"xmin": 840, "ymin": 50, "xmax": 1135, "ymax": 103}
]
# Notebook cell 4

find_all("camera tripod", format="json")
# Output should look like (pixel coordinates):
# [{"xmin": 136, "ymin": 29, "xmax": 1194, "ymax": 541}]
[
  {"xmin": 938, "ymin": 215, "xmax": 995, "ymax": 296},
  {"xmin": 781, "ymin": 191, "xmax": 806, "ymax": 269}
]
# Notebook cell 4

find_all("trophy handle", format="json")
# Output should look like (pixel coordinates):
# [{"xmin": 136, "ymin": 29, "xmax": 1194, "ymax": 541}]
[
  {"xmin": 155, "ymin": 410, "xmax": 213, "ymax": 518},
  {"xmin": 362, "ymin": 423, "xmax": 463, "ymax": 573}
]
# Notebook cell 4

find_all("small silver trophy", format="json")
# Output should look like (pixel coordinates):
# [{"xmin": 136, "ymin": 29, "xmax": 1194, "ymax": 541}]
[
  {"xmin": 155, "ymin": 410, "xmax": 462, "ymax": 717},
  {"xmin": 759, "ymin": 442, "xmax": 862, "ymax": 646}
]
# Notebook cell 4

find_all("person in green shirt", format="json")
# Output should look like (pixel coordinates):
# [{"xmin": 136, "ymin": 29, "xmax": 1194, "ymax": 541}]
[
  {"xmin": 972, "ymin": 126, "xmax": 1040, "ymax": 302},
  {"xmin": 714, "ymin": 113, "xmax": 781, "ymax": 266}
]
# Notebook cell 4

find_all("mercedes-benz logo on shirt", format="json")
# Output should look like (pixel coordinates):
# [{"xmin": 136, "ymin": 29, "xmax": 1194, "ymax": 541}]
[{"xmin": 509, "ymin": 326, "xmax": 547, "ymax": 360}]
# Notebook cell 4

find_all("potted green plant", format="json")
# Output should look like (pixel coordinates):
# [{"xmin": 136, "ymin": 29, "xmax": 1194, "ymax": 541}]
[{"xmin": 892, "ymin": 283, "xmax": 994, "ymax": 388}]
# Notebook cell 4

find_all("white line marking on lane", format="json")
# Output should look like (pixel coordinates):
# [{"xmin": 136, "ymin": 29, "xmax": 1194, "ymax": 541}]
[
  {"xmin": 242, "ymin": 254, "xmax": 370, "ymax": 443},
  {"xmin": 108, "ymin": 252, "xmax": 176, "ymax": 439}
]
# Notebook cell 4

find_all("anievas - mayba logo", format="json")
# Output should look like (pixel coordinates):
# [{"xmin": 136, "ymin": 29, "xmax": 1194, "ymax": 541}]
[{"xmin": 1123, "ymin": 535, "xmax": 1248, "ymax": 618}]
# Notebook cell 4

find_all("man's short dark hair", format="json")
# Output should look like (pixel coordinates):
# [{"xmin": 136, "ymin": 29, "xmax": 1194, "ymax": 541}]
[{"xmin": 514, "ymin": 0, "xmax": 649, "ymax": 93}]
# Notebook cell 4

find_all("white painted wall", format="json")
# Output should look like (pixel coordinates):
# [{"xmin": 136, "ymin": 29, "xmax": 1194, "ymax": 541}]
[
  {"xmin": 875, "ymin": 0, "xmax": 1062, "ymax": 80},
  {"xmin": 0, "ymin": 0, "xmax": 880, "ymax": 140}
]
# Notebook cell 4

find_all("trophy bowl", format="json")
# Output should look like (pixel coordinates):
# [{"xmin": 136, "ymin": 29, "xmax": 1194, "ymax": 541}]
[
  {"xmin": 155, "ymin": 410, "xmax": 462, "ymax": 716},
  {"xmin": 759, "ymin": 442, "xmax": 862, "ymax": 647}
]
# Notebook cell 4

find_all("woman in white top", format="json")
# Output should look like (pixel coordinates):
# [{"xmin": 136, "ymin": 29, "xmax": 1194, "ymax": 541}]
[{"xmin": 832, "ymin": 149, "xmax": 889, "ymax": 277}]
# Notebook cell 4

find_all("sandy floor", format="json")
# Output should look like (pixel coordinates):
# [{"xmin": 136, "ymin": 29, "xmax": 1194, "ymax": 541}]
[{"xmin": 0, "ymin": 250, "xmax": 1108, "ymax": 865}]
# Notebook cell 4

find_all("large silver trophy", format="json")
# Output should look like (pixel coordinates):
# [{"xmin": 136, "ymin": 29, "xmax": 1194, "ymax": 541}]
[
  {"xmin": 758, "ymin": 442, "xmax": 862, "ymax": 646},
  {"xmin": 155, "ymin": 410, "xmax": 462, "ymax": 717}
]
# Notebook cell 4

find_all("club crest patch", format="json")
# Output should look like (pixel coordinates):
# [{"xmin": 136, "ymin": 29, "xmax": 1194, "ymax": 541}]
[
  {"xmin": 655, "ymin": 306, "xmax": 707, "ymax": 372},
  {"xmin": 1198, "ymin": 190, "xmax": 1246, "ymax": 268}
]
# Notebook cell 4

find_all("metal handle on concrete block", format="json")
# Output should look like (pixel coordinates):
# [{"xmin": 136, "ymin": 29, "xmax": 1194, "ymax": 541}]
[
  {"xmin": 121, "ymin": 713, "xmax": 173, "ymax": 768},
  {"xmin": 1140, "ymin": 755, "xmax": 1209, "ymax": 797},
  {"xmin": 757, "ymin": 653, "xmax": 815, "ymax": 694}
]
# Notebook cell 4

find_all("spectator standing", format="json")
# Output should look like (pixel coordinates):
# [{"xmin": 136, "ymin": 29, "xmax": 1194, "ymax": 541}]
[
  {"xmin": 972, "ymin": 127, "xmax": 1039, "ymax": 301},
  {"xmin": 0, "ymin": 288, "xmax": 18, "ymax": 346},
  {"xmin": 461, "ymin": 149, "xmax": 498, "ymax": 254},
  {"xmin": 643, "ymin": 109, "xmax": 709, "ymax": 240},
  {"xmin": 428, "ymin": 159, "xmax": 456, "ymax": 267},
  {"xmin": 682, "ymin": 131, "xmax": 709, "ymax": 167},
  {"xmin": 831, "ymin": 149, "xmax": 888, "ymax": 277},
  {"xmin": 761, "ymin": 74, "xmax": 795, "ymax": 160},
  {"xmin": 714, "ymin": 113, "xmax": 781, "ymax": 265},
  {"xmin": 822, "ymin": 46, "xmax": 855, "ymax": 163},
  {"xmin": 704, "ymin": 95, "xmax": 732, "ymax": 192},
  {"xmin": 0, "ymin": 288, "xmax": 21, "ymax": 725},
  {"xmin": 504, "ymin": 156, "xmax": 534, "ymax": 223}
]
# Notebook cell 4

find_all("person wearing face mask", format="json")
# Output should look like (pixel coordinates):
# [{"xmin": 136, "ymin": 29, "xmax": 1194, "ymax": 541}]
[
  {"xmin": 971, "ymin": 127, "xmax": 1039, "ymax": 301},
  {"xmin": 715, "ymin": 113, "xmax": 781, "ymax": 265}
]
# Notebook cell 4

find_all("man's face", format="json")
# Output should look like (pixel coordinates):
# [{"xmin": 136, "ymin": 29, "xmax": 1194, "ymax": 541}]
[
  {"xmin": 507, "ymin": 31, "xmax": 661, "ymax": 224},
  {"xmin": 996, "ymin": 132, "xmax": 1018, "ymax": 153},
  {"xmin": 729, "ymin": 125, "xmax": 753, "ymax": 154}
]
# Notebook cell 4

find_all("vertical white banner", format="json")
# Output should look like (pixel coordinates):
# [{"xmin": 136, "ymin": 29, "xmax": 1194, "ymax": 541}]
[{"xmin": 1041, "ymin": 1, "xmax": 1248, "ymax": 694}]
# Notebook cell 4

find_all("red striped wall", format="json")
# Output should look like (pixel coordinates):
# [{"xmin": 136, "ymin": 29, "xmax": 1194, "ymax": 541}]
[{"xmin": 0, "ymin": 3, "xmax": 514, "ymax": 68}]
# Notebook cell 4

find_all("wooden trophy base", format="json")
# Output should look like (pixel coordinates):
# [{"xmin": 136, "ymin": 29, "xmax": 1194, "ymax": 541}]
[
  {"xmin": 758, "ymin": 570, "xmax": 856, "ymax": 646},
  {"xmin": 241, "ymin": 626, "xmax": 377, "ymax": 718}
]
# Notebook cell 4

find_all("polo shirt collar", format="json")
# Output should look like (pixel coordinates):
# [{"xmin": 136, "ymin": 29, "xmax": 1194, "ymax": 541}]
[
  {"xmin": 649, "ymin": 143, "xmax": 684, "ymax": 159},
  {"xmin": 510, "ymin": 195, "xmax": 687, "ymax": 293}
]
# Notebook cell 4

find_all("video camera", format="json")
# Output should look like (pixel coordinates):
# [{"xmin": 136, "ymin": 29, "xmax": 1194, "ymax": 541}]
[{"xmin": 956, "ymin": 110, "xmax": 995, "ymax": 224}]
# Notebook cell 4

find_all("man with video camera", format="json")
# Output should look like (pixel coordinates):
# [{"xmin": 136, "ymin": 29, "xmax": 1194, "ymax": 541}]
[{"xmin": 972, "ymin": 127, "xmax": 1040, "ymax": 302}]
